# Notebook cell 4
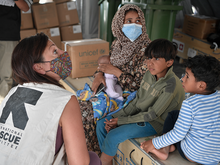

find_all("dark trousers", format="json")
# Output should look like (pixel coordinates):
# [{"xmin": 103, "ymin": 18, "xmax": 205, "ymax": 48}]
[{"xmin": 162, "ymin": 110, "xmax": 188, "ymax": 161}]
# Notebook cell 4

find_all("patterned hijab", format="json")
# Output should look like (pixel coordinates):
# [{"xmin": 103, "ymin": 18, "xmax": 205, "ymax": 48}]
[{"xmin": 110, "ymin": 4, "xmax": 151, "ymax": 67}]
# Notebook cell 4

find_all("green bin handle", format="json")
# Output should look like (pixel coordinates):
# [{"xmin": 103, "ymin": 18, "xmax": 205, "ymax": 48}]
[
  {"xmin": 98, "ymin": 0, "xmax": 105, "ymax": 5},
  {"xmin": 122, "ymin": 2, "xmax": 183, "ymax": 10},
  {"xmin": 121, "ymin": 2, "xmax": 147, "ymax": 9},
  {"xmin": 146, "ymin": 4, "xmax": 183, "ymax": 10}
]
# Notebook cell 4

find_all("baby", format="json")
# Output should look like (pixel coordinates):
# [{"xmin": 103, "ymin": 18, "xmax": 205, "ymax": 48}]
[{"xmin": 98, "ymin": 55, "xmax": 123, "ymax": 101}]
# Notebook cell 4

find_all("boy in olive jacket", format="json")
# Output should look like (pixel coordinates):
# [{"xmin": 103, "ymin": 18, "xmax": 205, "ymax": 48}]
[{"xmin": 96, "ymin": 39, "xmax": 185, "ymax": 165}]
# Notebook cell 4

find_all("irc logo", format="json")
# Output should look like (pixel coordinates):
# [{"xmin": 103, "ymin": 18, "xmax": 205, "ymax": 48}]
[{"xmin": 0, "ymin": 87, "xmax": 42, "ymax": 130}]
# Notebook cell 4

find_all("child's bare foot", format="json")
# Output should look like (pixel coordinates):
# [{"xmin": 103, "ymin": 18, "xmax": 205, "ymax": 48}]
[
  {"xmin": 150, "ymin": 148, "xmax": 168, "ymax": 160},
  {"xmin": 150, "ymin": 145, "xmax": 175, "ymax": 161},
  {"xmin": 169, "ymin": 145, "xmax": 175, "ymax": 152}
]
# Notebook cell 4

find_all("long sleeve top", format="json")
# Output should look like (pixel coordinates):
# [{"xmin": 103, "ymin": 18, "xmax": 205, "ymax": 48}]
[
  {"xmin": 152, "ymin": 91, "xmax": 220, "ymax": 165},
  {"xmin": 112, "ymin": 67, "xmax": 185, "ymax": 134}
]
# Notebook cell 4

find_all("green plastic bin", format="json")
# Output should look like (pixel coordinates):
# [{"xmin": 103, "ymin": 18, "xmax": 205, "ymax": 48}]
[
  {"xmin": 98, "ymin": 0, "xmax": 122, "ymax": 47},
  {"xmin": 122, "ymin": 0, "xmax": 183, "ymax": 41}
]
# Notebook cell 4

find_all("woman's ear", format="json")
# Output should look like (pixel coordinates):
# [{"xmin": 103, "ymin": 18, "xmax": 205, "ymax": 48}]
[
  {"xmin": 167, "ymin": 59, "xmax": 174, "ymax": 67},
  {"xmin": 33, "ymin": 63, "xmax": 46, "ymax": 74}
]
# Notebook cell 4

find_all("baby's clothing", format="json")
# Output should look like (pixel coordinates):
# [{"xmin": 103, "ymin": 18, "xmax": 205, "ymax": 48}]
[{"xmin": 104, "ymin": 73, "xmax": 123, "ymax": 101}]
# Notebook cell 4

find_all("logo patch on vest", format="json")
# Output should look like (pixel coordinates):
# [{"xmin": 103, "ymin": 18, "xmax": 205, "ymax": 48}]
[
  {"xmin": 0, "ymin": 87, "xmax": 42, "ymax": 150},
  {"xmin": 0, "ymin": 87, "xmax": 42, "ymax": 130}
]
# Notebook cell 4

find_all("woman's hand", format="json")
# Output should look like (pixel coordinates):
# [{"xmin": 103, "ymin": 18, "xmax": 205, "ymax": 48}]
[
  {"xmin": 98, "ymin": 64, "xmax": 122, "ymax": 78},
  {"xmin": 140, "ymin": 139, "xmax": 155, "ymax": 153},
  {"xmin": 92, "ymin": 72, "xmax": 106, "ymax": 95}
]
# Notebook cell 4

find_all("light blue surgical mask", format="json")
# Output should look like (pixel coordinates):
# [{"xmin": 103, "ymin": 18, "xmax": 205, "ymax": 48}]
[{"xmin": 122, "ymin": 23, "xmax": 142, "ymax": 42}]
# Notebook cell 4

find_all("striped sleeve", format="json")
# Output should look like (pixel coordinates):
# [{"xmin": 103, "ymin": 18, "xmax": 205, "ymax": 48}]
[{"xmin": 152, "ymin": 100, "xmax": 193, "ymax": 149}]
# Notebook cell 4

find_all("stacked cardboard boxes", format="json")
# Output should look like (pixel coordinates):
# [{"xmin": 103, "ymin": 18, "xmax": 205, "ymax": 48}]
[
  {"xmin": 32, "ymin": 2, "xmax": 62, "ymax": 48},
  {"xmin": 27, "ymin": 0, "xmax": 82, "ymax": 48},
  {"xmin": 20, "ymin": 0, "xmax": 107, "ymax": 79},
  {"xmin": 56, "ymin": 1, "xmax": 83, "ymax": 41},
  {"xmin": 20, "ymin": 1, "xmax": 36, "ymax": 40},
  {"xmin": 173, "ymin": 15, "xmax": 220, "ymax": 62},
  {"xmin": 173, "ymin": 29, "xmax": 220, "ymax": 61},
  {"xmin": 182, "ymin": 14, "xmax": 220, "ymax": 39}
]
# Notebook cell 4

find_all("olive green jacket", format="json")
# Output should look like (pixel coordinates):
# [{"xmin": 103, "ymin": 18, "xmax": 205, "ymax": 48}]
[{"xmin": 112, "ymin": 67, "xmax": 185, "ymax": 135}]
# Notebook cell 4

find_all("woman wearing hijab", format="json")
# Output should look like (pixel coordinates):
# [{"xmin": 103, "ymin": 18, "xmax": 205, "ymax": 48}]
[{"xmin": 79, "ymin": 4, "xmax": 151, "ymax": 154}]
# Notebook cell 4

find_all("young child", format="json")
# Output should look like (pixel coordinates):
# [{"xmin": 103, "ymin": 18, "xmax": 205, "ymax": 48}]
[
  {"xmin": 96, "ymin": 39, "xmax": 185, "ymax": 165},
  {"xmin": 140, "ymin": 55, "xmax": 220, "ymax": 165},
  {"xmin": 98, "ymin": 55, "xmax": 123, "ymax": 101}
]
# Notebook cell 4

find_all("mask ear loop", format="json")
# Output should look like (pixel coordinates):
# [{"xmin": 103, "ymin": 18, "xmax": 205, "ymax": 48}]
[{"xmin": 36, "ymin": 61, "xmax": 51, "ymax": 74}]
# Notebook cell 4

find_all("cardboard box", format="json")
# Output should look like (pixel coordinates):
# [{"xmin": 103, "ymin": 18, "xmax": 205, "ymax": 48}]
[
  {"xmin": 37, "ymin": 27, "xmax": 62, "ymax": 49},
  {"xmin": 53, "ymin": 0, "xmax": 70, "ymax": 4},
  {"xmin": 32, "ymin": 0, "xmax": 39, "ymax": 3},
  {"xmin": 65, "ymin": 76, "xmax": 94, "ymax": 91},
  {"xmin": 20, "ymin": 29, "xmax": 37, "ymax": 41},
  {"xmin": 20, "ymin": 2, "xmax": 33, "ymax": 30},
  {"xmin": 60, "ymin": 24, "xmax": 83, "ymax": 41},
  {"xmin": 182, "ymin": 14, "xmax": 219, "ymax": 39},
  {"xmin": 61, "ymin": 39, "xmax": 109, "ymax": 78},
  {"xmin": 32, "ymin": 2, "xmax": 59, "ymax": 30},
  {"xmin": 56, "ymin": 1, "xmax": 79, "ymax": 27},
  {"xmin": 113, "ymin": 138, "xmax": 199, "ymax": 165},
  {"xmin": 21, "ymin": 12, "xmax": 34, "ymax": 30},
  {"xmin": 172, "ymin": 29, "xmax": 220, "ymax": 61},
  {"xmin": 33, "ymin": 0, "xmax": 53, "ymax": 3}
]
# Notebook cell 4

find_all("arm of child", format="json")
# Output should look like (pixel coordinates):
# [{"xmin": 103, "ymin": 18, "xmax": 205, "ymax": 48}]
[
  {"xmin": 60, "ymin": 96, "xmax": 90, "ymax": 165},
  {"xmin": 152, "ymin": 100, "xmax": 193, "ymax": 150},
  {"xmin": 112, "ymin": 96, "xmax": 139, "ymax": 118},
  {"xmin": 116, "ymin": 89, "xmax": 178, "ymax": 125}
]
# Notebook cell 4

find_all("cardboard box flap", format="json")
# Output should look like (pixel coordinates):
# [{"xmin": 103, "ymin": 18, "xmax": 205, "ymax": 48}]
[
  {"xmin": 62, "ymin": 38, "xmax": 107, "ymax": 51},
  {"xmin": 187, "ymin": 14, "xmax": 219, "ymax": 20},
  {"xmin": 61, "ymin": 39, "xmax": 109, "ymax": 78}
]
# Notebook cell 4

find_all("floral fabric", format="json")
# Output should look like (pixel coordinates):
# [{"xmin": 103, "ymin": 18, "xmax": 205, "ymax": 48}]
[{"xmin": 79, "ymin": 4, "xmax": 151, "ymax": 156}]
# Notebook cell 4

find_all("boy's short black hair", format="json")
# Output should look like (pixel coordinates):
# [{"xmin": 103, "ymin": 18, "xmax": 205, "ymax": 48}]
[
  {"xmin": 144, "ymin": 38, "xmax": 177, "ymax": 61},
  {"xmin": 185, "ymin": 55, "xmax": 220, "ymax": 91}
]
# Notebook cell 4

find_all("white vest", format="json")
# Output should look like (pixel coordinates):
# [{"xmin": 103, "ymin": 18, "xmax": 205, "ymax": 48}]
[{"xmin": 0, "ymin": 83, "xmax": 73, "ymax": 165}]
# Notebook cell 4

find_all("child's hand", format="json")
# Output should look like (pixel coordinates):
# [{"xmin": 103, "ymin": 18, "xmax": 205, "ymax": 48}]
[
  {"xmin": 105, "ymin": 123, "xmax": 111, "ymax": 133},
  {"xmin": 140, "ymin": 139, "xmax": 155, "ymax": 153},
  {"xmin": 104, "ymin": 118, "xmax": 118, "ymax": 133},
  {"xmin": 104, "ymin": 118, "xmax": 118, "ymax": 128}
]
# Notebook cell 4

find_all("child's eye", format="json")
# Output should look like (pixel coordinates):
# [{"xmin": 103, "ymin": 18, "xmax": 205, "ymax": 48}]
[
  {"xmin": 146, "ymin": 57, "xmax": 151, "ymax": 60},
  {"xmin": 156, "ymin": 58, "xmax": 159, "ymax": 60},
  {"xmin": 136, "ymin": 19, "xmax": 141, "ymax": 23}
]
